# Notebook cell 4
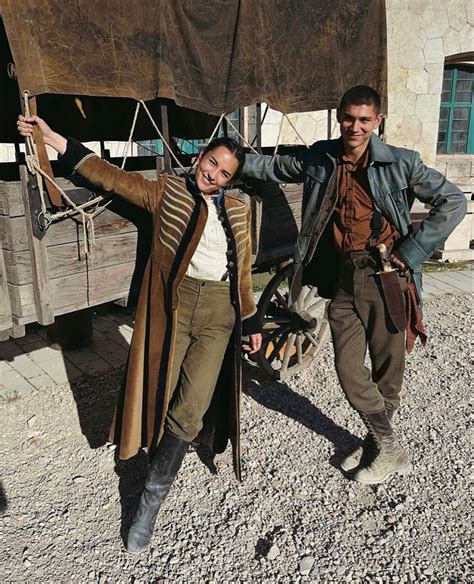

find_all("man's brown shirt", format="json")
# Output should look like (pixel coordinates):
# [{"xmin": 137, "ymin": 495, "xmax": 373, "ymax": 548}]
[{"xmin": 333, "ymin": 145, "xmax": 399, "ymax": 253}]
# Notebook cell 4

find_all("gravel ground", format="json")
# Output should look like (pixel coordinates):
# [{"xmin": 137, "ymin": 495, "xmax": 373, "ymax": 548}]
[{"xmin": 0, "ymin": 293, "xmax": 471, "ymax": 583}]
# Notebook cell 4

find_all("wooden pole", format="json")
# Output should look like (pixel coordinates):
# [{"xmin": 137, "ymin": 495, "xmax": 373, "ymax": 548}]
[
  {"xmin": 239, "ymin": 107, "xmax": 245, "ymax": 146},
  {"xmin": 156, "ymin": 155, "xmax": 164, "ymax": 179},
  {"xmin": 160, "ymin": 103, "xmax": 172, "ymax": 172},
  {"xmin": 327, "ymin": 109, "xmax": 332, "ymax": 140},
  {"xmin": 0, "ymin": 245, "xmax": 14, "ymax": 340},
  {"xmin": 256, "ymin": 103, "xmax": 262, "ymax": 154},
  {"xmin": 19, "ymin": 165, "xmax": 54, "ymax": 325}
]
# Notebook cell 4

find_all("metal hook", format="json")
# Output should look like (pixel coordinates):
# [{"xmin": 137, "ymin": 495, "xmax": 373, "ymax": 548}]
[
  {"xmin": 7, "ymin": 63, "xmax": 17, "ymax": 79},
  {"xmin": 37, "ymin": 211, "xmax": 52, "ymax": 232}
]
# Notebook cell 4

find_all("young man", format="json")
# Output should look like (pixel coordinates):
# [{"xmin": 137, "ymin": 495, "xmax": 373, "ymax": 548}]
[
  {"xmin": 18, "ymin": 115, "xmax": 261, "ymax": 553},
  {"xmin": 241, "ymin": 85, "xmax": 466, "ymax": 484}
]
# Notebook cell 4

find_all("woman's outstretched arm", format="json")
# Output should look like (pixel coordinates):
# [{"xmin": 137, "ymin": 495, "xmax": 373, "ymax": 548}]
[{"xmin": 17, "ymin": 115, "xmax": 164, "ymax": 212}]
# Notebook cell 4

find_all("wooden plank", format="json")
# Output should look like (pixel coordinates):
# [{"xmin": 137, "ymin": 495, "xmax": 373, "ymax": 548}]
[
  {"xmin": 11, "ymin": 288, "xmax": 133, "ymax": 327},
  {"xmin": 8, "ymin": 271, "xmax": 88, "ymax": 319},
  {"xmin": 1, "ymin": 249, "xmax": 28, "ymax": 285},
  {"xmin": 10, "ymin": 323, "xmax": 26, "ymax": 338},
  {"xmin": 256, "ymin": 103, "xmax": 262, "ymax": 154},
  {"xmin": 47, "ymin": 233, "xmax": 137, "ymax": 280},
  {"xmin": 0, "ymin": 181, "xmax": 24, "ymax": 217},
  {"xmin": 258, "ymin": 183, "xmax": 302, "ymax": 255},
  {"xmin": 7, "ymin": 282, "xmax": 37, "ymax": 318},
  {"xmin": 0, "ymin": 329, "xmax": 10, "ymax": 341},
  {"xmin": 0, "ymin": 208, "xmax": 138, "ymax": 252},
  {"xmin": 0, "ymin": 246, "xmax": 13, "ymax": 336},
  {"xmin": 0, "ymin": 215, "xmax": 29, "ymax": 251},
  {"xmin": 88, "ymin": 261, "xmax": 136, "ymax": 302},
  {"xmin": 8, "ymin": 260, "xmax": 136, "ymax": 321},
  {"xmin": 19, "ymin": 165, "xmax": 54, "ymax": 325},
  {"xmin": 3, "ymin": 232, "xmax": 138, "ymax": 285}
]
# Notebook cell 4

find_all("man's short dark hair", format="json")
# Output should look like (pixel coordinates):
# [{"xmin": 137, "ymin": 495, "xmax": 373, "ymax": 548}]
[
  {"xmin": 202, "ymin": 136, "xmax": 246, "ymax": 178},
  {"xmin": 339, "ymin": 85, "xmax": 382, "ymax": 114}
]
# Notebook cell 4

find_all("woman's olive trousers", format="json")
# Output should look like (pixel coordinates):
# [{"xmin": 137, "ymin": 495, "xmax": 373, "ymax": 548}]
[{"xmin": 165, "ymin": 275, "xmax": 235, "ymax": 441}]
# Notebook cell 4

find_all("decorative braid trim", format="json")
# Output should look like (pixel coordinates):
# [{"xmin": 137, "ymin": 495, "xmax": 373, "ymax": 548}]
[{"xmin": 74, "ymin": 152, "xmax": 96, "ymax": 170}]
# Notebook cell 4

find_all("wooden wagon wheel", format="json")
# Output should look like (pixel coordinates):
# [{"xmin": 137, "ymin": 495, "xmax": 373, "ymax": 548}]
[{"xmin": 256, "ymin": 263, "xmax": 330, "ymax": 380}]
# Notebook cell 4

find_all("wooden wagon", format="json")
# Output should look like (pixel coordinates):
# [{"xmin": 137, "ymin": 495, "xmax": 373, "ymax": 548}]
[{"xmin": 0, "ymin": 1, "xmax": 387, "ymax": 379}]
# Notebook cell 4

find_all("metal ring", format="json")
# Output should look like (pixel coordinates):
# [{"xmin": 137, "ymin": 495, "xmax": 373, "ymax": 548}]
[{"xmin": 37, "ymin": 211, "xmax": 52, "ymax": 231}]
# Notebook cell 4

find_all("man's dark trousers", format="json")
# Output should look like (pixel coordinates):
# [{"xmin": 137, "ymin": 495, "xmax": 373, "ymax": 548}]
[{"xmin": 328, "ymin": 252, "xmax": 408, "ymax": 415}]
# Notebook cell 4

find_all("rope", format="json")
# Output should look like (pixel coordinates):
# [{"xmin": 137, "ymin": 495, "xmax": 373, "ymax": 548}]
[
  {"xmin": 88, "ymin": 101, "xmax": 142, "ymax": 221},
  {"xmin": 208, "ymin": 113, "xmax": 226, "ymax": 144},
  {"xmin": 272, "ymin": 115, "xmax": 284, "ymax": 159},
  {"xmin": 21, "ymin": 95, "xmax": 158, "ymax": 253},
  {"xmin": 283, "ymin": 114, "xmax": 309, "ymax": 148},
  {"xmin": 139, "ymin": 100, "xmax": 187, "ymax": 172},
  {"xmin": 225, "ymin": 116, "xmax": 259, "ymax": 154},
  {"xmin": 21, "ymin": 92, "xmax": 260, "ymax": 253},
  {"xmin": 189, "ymin": 113, "xmax": 225, "ymax": 171},
  {"xmin": 121, "ymin": 101, "xmax": 140, "ymax": 169}
]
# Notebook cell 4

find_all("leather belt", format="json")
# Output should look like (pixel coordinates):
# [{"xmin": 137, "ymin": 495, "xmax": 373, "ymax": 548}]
[{"xmin": 340, "ymin": 252, "xmax": 378, "ymax": 270}]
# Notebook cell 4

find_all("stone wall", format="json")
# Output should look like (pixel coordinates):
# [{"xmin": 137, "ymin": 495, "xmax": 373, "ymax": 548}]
[{"xmin": 385, "ymin": 0, "xmax": 473, "ymax": 184}]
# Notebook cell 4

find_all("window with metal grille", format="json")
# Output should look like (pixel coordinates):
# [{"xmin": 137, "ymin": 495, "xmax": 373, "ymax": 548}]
[{"xmin": 437, "ymin": 64, "xmax": 473, "ymax": 154}]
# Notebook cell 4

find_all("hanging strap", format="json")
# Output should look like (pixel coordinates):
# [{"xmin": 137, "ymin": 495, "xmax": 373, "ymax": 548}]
[
  {"xmin": 369, "ymin": 208, "xmax": 383, "ymax": 247},
  {"xmin": 24, "ymin": 93, "xmax": 62, "ymax": 207}
]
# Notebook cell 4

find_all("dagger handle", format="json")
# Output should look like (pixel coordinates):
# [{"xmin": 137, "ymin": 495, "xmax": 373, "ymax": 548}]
[{"xmin": 376, "ymin": 243, "xmax": 393, "ymax": 272}]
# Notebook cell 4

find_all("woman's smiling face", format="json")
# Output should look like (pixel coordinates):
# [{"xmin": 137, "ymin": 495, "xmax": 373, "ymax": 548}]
[{"xmin": 195, "ymin": 145, "xmax": 240, "ymax": 195}]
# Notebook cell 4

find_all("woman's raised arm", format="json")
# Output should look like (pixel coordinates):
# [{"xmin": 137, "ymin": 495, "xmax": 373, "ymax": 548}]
[{"xmin": 17, "ymin": 115, "xmax": 164, "ymax": 212}]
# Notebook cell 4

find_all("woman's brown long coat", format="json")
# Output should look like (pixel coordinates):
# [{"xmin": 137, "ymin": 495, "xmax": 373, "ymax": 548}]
[{"xmin": 69, "ymin": 145, "xmax": 257, "ymax": 480}]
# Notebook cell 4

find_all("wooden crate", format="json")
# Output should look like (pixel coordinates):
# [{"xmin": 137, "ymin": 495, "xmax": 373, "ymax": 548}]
[{"xmin": 0, "ymin": 169, "xmax": 155, "ymax": 338}]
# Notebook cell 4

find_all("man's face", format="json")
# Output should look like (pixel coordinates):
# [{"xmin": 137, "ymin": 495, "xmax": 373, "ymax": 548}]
[
  {"xmin": 337, "ymin": 103, "xmax": 383, "ymax": 152},
  {"xmin": 195, "ymin": 145, "xmax": 239, "ymax": 195}
]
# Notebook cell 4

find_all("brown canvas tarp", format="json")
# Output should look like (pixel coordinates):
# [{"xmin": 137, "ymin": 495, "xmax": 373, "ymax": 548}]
[
  {"xmin": 1, "ymin": 0, "xmax": 387, "ymax": 116},
  {"xmin": 0, "ymin": 18, "xmax": 218, "ymax": 142}
]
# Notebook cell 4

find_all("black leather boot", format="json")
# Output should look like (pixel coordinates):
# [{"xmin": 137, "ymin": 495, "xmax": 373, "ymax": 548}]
[
  {"xmin": 126, "ymin": 432, "xmax": 189, "ymax": 554},
  {"xmin": 353, "ymin": 410, "xmax": 411, "ymax": 484}
]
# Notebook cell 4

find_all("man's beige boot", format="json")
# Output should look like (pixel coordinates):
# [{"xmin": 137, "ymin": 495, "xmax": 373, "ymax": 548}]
[
  {"xmin": 353, "ymin": 410, "xmax": 411, "ymax": 484},
  {"xmin": 340, "ymin": 434, "xmax": 376, "ymax": 472},
  {"xmin": 340, "ymin": 406, "xmax": 395, "ymax": 473}
]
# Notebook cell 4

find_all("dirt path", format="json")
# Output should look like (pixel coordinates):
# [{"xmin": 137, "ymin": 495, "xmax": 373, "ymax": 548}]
[{"xmin": 0, "ymin": 294, "xmax": 471, "ymax": 583}]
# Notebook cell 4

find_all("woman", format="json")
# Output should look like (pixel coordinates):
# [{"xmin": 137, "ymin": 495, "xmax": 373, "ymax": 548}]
[{"xmin": 18, "ymin": 114, "xmax": 262, "ymax": 554}]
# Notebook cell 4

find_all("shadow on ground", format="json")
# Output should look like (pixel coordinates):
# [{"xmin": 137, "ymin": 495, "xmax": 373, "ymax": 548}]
[
  {"xmin": 0, "ymin": 481, "xmax": 7, "ymax": 515},
  {"xmin": 243, "ymin": 361, "xmax": 358, "ymax": 468}
]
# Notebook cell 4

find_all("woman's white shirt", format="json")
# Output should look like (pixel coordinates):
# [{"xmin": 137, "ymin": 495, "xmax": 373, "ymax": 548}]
[{"xmin": 186, "ymin": 196, "xmax": 228, "ymax": 281}]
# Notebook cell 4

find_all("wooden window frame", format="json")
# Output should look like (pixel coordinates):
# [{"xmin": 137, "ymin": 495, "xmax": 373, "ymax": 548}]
[{"xmin": 437, "ymin": 64, "xmax": 473, "ymax": 155}]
